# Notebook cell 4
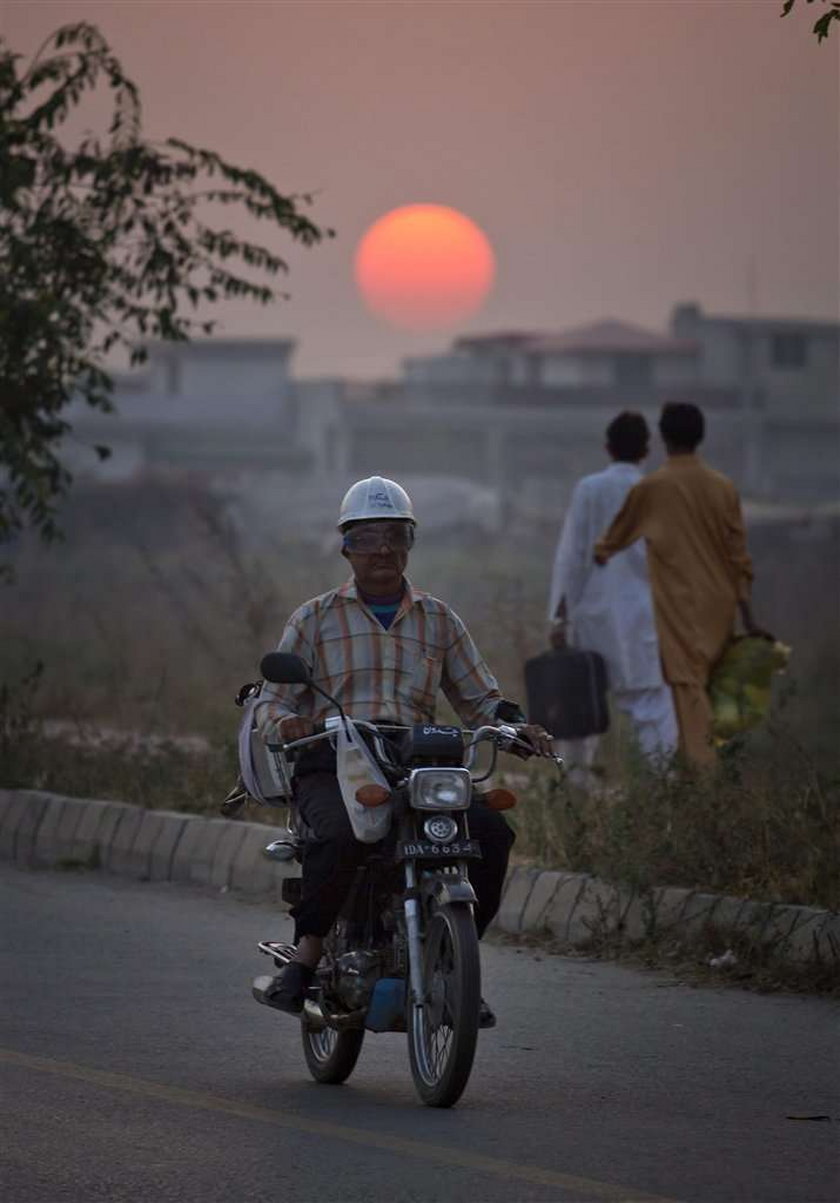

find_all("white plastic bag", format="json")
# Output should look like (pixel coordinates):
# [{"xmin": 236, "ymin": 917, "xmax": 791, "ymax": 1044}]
[{"xmin": 336, "ymin": 719, "xmax": 392, "ymax": 843}]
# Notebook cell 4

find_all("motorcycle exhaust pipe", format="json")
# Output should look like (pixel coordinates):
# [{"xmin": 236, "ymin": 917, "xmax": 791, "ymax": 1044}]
[{"xmin": 303, "ymin": 998, "xmax": 367, "ymax": 1033}]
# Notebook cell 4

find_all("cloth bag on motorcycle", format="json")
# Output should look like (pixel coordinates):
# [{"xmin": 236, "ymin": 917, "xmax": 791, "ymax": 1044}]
[
  {"xmin": 335, "ymin": 719, "xmax": 392, "ymax": 843},
  {"xmin": 237, "ymin": 687, "xmax": 292, "ymax": 806}
]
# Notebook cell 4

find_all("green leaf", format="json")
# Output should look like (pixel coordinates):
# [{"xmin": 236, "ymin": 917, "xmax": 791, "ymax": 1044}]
[{"xmin": 0, "ymin": 20, "xmax": 332, "ymax": 548}]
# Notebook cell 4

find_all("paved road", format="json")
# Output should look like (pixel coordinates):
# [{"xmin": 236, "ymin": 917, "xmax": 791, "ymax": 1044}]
[{"xmin": 1, "ymin": 865, "xmax": 837, "ymax": 1203}]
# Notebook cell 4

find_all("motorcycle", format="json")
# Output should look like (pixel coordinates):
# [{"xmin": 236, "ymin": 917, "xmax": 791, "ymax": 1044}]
[{"xmin": 251, "ymin": 650, "xmax": 554, "ymax": 1108}]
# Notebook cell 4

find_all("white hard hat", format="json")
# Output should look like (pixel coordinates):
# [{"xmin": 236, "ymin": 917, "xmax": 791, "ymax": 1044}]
[{"xmin": 337, "ymin": 476, "xmax": 416, "ymax": 529}]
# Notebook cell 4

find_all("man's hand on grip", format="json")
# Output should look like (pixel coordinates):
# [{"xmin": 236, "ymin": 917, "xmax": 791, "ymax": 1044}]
[
  {"xmin": 513, "ymin": 723, "xmax": 554, "ymax": 759},
  {"xmin": 278, "ymin": 715, "xmax": 317, "ymax": 743}
]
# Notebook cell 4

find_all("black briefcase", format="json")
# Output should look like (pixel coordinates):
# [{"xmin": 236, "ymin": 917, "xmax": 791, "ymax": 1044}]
[{"xmin": 524, "ymin": 648, "xmax": 610, "ymax": 740}]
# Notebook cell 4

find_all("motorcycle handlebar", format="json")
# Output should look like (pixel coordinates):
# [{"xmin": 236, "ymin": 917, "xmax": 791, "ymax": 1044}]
[
  {"xmin": 265, "ymin": 720, "xmax": 561, "ymax": 787},
  {"xmin": 271, "ymin": 720, "xmax": 547, "ymax": 760}
]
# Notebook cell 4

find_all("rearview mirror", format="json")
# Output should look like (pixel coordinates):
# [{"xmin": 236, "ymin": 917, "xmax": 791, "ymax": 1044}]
[{"xmin": 260, "ymin": 652, "xmax": 311, "ymax": 685}]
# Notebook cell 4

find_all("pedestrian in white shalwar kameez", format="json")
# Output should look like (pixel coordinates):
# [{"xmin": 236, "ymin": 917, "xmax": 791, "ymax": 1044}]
[{"xmin": 547, "ymin": 413, "xmax": 677, "ymax": 775}]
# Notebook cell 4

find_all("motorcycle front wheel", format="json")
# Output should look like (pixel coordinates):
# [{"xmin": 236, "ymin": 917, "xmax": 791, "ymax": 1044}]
[
  {"xmin": 407, "ymin": 903, "xmax": 480, "ymax": 1108},
  {"xmin": 301, "ymin": 1020, "xmax": 365, "ymax": 1085}
]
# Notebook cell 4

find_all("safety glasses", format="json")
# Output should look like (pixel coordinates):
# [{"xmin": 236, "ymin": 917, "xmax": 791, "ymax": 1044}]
[{"xmin": 343, "ymin": 522, "xmax": 415, "ymax": 554}]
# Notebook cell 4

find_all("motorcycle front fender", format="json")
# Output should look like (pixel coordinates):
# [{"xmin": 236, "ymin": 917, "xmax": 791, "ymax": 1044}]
[{"xmin": 421, "ymin": 875, "xmax": 477, "ymax": 908}]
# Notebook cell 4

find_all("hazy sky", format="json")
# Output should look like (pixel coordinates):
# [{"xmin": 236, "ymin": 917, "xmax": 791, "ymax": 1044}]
[{"xmin": 3, "ymin": 0, "xmax": 838, "ymax": 378}]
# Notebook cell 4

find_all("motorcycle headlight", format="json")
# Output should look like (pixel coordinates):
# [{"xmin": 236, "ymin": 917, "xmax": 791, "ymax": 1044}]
[{"xmin": 408, "ymin": 768, "xmax": 471, "ymax": 811}]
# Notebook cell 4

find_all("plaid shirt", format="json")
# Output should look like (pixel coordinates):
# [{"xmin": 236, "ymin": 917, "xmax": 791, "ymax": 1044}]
[{"xmin": 255, "ymin": 577, "xmax": 502, "ymax": 739}]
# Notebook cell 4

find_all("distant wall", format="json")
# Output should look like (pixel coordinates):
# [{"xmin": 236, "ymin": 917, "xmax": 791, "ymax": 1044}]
[{"xmin": 339, "ymin": 400, "xmax": 809, "ymax": 510}]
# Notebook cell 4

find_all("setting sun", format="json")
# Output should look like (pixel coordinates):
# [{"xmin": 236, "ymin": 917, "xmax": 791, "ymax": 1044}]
[{"xmin": 354, "ymin": 204, "xmax": 495, "ymax": 331}]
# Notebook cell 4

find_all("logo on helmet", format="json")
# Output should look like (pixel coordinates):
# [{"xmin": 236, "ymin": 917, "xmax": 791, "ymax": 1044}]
[{"xmin": 338, "ymin": 476, "xmax": 415, "ymax": 529}]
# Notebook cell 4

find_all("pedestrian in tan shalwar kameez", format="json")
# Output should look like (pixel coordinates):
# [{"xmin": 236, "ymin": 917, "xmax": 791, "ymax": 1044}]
[{"xmin": 594, "ymin": 402, "xmax": 761, "ymax": 768}]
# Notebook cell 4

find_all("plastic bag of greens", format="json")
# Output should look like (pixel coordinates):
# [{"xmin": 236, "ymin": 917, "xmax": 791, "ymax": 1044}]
[{"xmin": 708, "ymin": 636, "xmax": 791, "ymax": 741}]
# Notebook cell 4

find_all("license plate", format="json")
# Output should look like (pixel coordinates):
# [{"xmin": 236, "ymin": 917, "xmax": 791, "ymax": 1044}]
[{"xmin": 397, "ymin": 839, "xmax": 482, "ymax": 860}]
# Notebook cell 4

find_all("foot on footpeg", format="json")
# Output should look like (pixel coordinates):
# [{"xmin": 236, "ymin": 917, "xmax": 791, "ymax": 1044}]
[{"xmin": 253, "ymin": 962, "xmax": 314, "ymax": 1015}]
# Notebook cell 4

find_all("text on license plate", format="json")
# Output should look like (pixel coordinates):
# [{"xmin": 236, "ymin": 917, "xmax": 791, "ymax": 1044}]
[{"xmin": 397, "ymin": 839, "xmax": 482, "ymax": 860}]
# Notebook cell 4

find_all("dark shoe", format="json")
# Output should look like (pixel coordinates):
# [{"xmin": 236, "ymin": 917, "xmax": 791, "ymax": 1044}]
[
  {"xmin": 252, "ymin": 962, "xmax": 314, "ymax": 1014},
  {"xmin": 478, "ymin": 998, "xmax": 497, "ymax": 1029}
]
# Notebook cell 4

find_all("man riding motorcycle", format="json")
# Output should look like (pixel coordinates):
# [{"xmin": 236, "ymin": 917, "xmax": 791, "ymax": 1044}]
[{"xmin": 252, "ymin": 476, "xmax": 553, "ymax": 1022}]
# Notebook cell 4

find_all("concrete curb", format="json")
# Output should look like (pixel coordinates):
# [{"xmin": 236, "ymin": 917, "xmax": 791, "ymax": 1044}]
[
  {"xmin": 1, "ymin": 789, "xmax": 836, "ymax": 973},
  {"xmin": 496, "ymin": 864, "xmax": 840, "ymax": 971},
  {"xmin": 0, "ymin": 788, "xmax": 300, "ymax": 905}
]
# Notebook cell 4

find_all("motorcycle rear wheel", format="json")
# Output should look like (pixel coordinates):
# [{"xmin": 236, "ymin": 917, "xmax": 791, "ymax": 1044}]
[
  {"xmin": 407, "ymin": 903, "xmax": 480, "ymax": 1108},
  {"xmin": 301, "ymin": 1021, "xmax": 365, "ymax": 1085}
]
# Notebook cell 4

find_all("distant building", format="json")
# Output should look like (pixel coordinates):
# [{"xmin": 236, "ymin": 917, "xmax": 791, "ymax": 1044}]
[
  {"xmin": 400, "ymin": 317, "xmax": 744, "ymax": 428},
  {"xmin": 404, "ymin": 307, "xmax": 839, "ymax": 409},
  {"xmin": 670, "ymin": 303, "xmax": 839, "ymax": 416},
  {"xmin": 68, "ymin": 309, "xmax": 839, "ymax": 513},
  {"xmin": 455, "ymin": 320, "xmax": 700, "ymax": 393},
  {"xmin": 670, "ymin": 304, "xmax": 840, "ymax": 500},
  {"xmin": 67, "ymin": 338, "xmax": 302, "ymax": 480},
  {"xmin": 112, "ymin": 338, "xmax": 297, "ymax": 426},
  {"xmin": 365, "ymin": 306, "xmax": 839, "ymax": 506}
]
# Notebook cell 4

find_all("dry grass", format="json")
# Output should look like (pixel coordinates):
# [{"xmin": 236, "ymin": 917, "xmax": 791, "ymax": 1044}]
[
  {"xmin": 502, "ymin": 725, "xmax": 840, "ymax": 912},
  {"xmin": 2, "ymin": 477, "xmax": 838, "ymax": 905},
  {"xmin": 4, "ymin": 660, "xmax": 838, "ymax": 909}
]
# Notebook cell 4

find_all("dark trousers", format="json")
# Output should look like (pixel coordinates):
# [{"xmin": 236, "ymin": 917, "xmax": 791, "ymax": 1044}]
[{"xmin": 291, "ymin": 770, "xmax": 515, "ymax": 941}]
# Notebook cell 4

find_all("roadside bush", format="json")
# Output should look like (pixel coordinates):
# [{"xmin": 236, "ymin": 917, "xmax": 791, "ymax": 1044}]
[
  {"xmin": 1, "ymin": 663, "xmax": 249, "ymax": 817},
  {"xmin": 505, "ymin": 725, "xmax": 840, "ymax": 912},
  {"xmin": 3, "ymin": 661, "xmax": 838, "ymax": 906},
  {"xmin": 3, "ymin": 730, "xmax": 242, "ymax": 818},
  {"xmin": 2, "ymin": 479, "xmax": 837, "ymax": 905}
]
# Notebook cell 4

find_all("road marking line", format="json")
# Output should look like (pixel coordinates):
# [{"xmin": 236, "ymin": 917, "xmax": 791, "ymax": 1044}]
[{"xmin": 1, "ymin": 1047, "xmax": 678, "ymax": 1202}]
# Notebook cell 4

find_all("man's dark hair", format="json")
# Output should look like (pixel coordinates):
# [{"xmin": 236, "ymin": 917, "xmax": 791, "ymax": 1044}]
[
  {"xmin": 606, "ymin": 411, "xmax": 649, "ymax": 462},
  {"xmin": 659, "ymin": 401, "xmax": 705, "ymax": 450}
]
